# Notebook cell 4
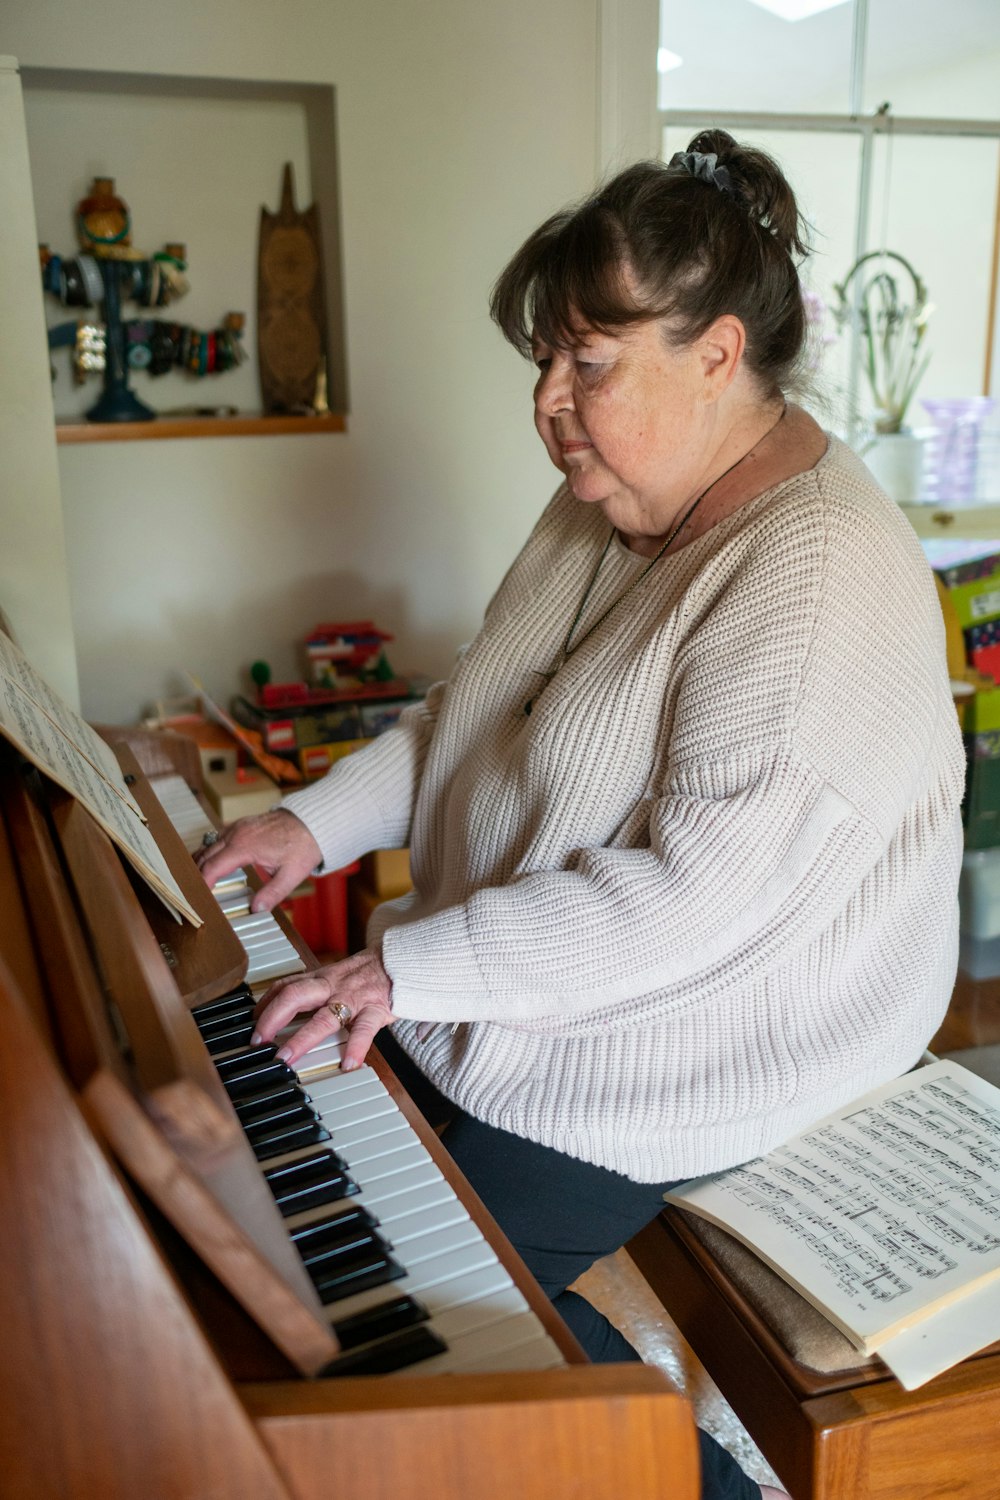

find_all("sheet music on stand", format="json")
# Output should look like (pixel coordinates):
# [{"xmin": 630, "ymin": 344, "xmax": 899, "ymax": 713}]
[
  {"xmin": 0, "ymin": 633, "xmax": 199, "ymax": 925},
  {"xmin": 668, "ymin": 1060, "xmax": 1000, "ymax": 1389}
]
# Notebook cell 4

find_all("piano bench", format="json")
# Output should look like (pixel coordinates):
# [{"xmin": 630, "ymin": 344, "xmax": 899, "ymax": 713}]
[{"xmin": 627, "ymin": 1208, "xmax": 1000, "ymax": 1500}]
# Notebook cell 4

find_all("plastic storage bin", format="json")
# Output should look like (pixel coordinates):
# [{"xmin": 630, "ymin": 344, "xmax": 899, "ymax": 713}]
[
  {"xmin": 959, "ymin": 932, "xmax": 1000, "ymax": 980},
  {"xmin": 959, "ymin": 848, "xmax": 1000, "ymax": 937}
]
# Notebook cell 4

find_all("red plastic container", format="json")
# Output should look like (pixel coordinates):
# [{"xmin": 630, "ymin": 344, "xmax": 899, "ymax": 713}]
[{"xmin": 281, "ymin": 861, "xmax": 359, "ymax": 958}]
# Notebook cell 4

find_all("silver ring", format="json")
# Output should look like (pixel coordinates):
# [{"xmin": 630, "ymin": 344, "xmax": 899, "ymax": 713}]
[
  {"xmin": 201, "ymin": 830, "xmax": 221, "ymax": 848},
  {"xmin": 328, "ymin": 1001, "xmax": 352, "ymax": 1028}
]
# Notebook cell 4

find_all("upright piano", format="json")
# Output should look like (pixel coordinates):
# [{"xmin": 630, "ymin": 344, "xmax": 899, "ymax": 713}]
[{"xmin": 0, "ymin": 729, "xmax": 697, "ymax": 1500}]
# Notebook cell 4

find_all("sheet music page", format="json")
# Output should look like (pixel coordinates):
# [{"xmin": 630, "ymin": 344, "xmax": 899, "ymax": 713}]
[
  {"xmin": 0, "ymin": 669, "xmax": 200, "ymax": 925},
  {"xmin": 0, "ymin": 632, "xmax": 143, "ymax": 815},
  {"xmin": 667, "ymin": 1061, "xmax": 1000, "ymax": 1351}
]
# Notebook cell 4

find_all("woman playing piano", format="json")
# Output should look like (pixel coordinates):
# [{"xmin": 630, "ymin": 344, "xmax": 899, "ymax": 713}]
[{"xmin": 198, "ymin": 132, "xmax": 964, "ymax": 1500}]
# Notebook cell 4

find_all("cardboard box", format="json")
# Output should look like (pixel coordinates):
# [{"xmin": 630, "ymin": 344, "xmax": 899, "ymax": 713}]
[
  {"xmin": 360, "ymin": 848, "xmax": 411, "ymax": 899},
  {"xmin": 948, "ymin": 568, "xmax": 1000, "ymax": 630},
  {"xmin": 348, "ymin": 877, "xmax": 385, "ymax": 950},
  {"xmin": 204, "ymin": 766, "xmax": 282, "ymax": 822}
]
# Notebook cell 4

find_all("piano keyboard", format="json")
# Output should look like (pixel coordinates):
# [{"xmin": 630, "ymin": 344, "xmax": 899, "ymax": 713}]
[{"xmin": 150, "ymin": 773, "xmax": 565, "ymax": 1379}]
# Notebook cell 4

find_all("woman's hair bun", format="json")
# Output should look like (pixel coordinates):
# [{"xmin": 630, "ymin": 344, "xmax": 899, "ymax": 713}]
[{"xmin": 686, "ymin": 129, "xmax": 807, "ymax": 260}]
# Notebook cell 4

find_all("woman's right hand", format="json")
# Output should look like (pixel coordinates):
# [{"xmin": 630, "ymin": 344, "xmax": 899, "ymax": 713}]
[{"xmin": 194, "ymin": 807, "xmax": 322, "ymax": 913}]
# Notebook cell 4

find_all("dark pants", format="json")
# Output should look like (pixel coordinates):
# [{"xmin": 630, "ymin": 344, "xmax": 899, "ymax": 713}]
[{"xmin": 377, "ymin": 1032, "xmax": 762, "ymax": 1500}]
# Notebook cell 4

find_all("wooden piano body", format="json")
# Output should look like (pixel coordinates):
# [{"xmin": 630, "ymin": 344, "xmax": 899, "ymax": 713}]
[{"xmin": 0, "ymin": 734, "xmax": 698, "ymax": 1500}]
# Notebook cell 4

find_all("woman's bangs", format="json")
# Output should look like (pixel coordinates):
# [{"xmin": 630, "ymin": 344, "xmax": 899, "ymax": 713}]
[{"xmin": 530, "ymin": 216, "xmax": 637, "ymax": 351}]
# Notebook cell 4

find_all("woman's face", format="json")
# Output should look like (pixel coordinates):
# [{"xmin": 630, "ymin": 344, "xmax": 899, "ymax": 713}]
[{"xmin": 532, "ymin": 316, "xmax": 714, "ymax": 547}]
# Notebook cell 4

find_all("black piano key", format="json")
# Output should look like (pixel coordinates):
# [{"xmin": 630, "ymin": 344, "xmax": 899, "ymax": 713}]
[
  {"xmin": 204, "ymin": 1021, "xmax": 257, "ymax": 1056},
  {"xmin": 312, "ymin": 1251, "xmax": 407, "ymax": 1305},
  {"xmin": 300, "ymin": 1231, "xmax": 383, "ymax": 1279},
  {"xmin": 219, "ymin": 1059, "xmax": 295, "ymax": 1100},
  {"xmin": 250, "ymin": 1118, "xmax": 331, "ymax": 1163},
  {"xmin": 197, "ymin": 1004, "xmax": 256, "ymax": 1040},
  {"xmin": 330, "ymin": 1295, "xmax": 431, "ymax": 1352},
  {"xmin": 190, "ymin": 984, "xmax": 254, "ymax": 1023},
  {"xmin": 320, "ymin": 1325, "xmax": 447, "ymax": 1378},
  {"xmin": 290, "ymin": 1205, "xmax": 379, "ymax": 1249},
  {"xmin": 239, "ymin": 1096, "xmax": 315, "ymax": 1135},
  {"xmin": 263, "ymin": 1151, "xmax": 358, "ymax": 1215},
  {"xmin": 215, "ymin": 1043, "xmax": 278, "ymax": 1076},
  {"xmin": 233, "ymin": 1081, "xmax": 308, "ymax": 1123}
]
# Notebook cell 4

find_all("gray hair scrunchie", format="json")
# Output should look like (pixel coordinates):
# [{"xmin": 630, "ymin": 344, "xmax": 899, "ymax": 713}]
[{"xmin": 669, "ymin": 150, "xmax": 734, "ymax": 196}]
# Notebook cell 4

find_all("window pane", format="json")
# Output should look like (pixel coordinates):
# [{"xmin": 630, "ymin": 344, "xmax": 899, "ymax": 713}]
[
  {"xmin": 659, "ymin": 0, "xmax": 855, "ymax": 116},
  {"xmin": 868, "ymin": 132, "xmax": 1000, "ymax": 499},
  {"xmin": 866, "ymin": 0, "xmax": 1000, "ymax": 122}
]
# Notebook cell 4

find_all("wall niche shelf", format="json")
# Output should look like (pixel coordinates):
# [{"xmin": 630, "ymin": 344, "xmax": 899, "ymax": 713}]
[
  {"xmin": 56, "ymin": 413, "xmax": 346, "ymax": 444},
  {"xmin": 23, "ymin": 65, "xmax": 349, "ymax": 434}
]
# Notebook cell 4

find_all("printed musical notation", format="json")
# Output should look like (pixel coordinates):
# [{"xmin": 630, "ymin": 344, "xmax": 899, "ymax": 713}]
[
  {"xmin": 668, "ymin": 1061, "xmax": 1000, "ymax": 1353},
  {"xmin": 0, "ymin": 632, "xmax": 199, "ymax": 925}
]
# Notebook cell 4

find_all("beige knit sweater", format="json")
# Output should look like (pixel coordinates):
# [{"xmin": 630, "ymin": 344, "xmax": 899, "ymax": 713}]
[{"xmin": 284, "ymin": 437, "xmax": 965, "ymax": 1182}]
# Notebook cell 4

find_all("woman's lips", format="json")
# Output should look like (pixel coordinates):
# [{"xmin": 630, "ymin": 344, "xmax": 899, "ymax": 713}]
[{"xmin": 559, "ymin": 440, "xmax": 592, "ymax": 454}]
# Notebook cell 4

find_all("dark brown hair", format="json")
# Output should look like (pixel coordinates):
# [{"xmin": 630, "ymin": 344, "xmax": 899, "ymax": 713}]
[{"xmin": 490, "ymin": 130, "xmax": 810, "ymax": 399}]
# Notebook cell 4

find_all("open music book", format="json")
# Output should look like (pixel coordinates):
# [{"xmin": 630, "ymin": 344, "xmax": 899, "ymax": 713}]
[
  {"xmin": 0, "ymin": 632, "xmax": 199, "ymax": 924},
  {"xmin": 667, "ymin": 1059, "xmax": 1000, "ymax": 1389}
]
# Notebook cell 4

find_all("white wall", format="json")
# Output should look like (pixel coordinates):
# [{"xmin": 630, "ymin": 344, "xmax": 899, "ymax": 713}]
[
  {"xmin": 0, "ymin": 58, "xmax": 79, "ymax": 708},
  {"xmin": 3, "ymin": 0, "xmax": 615, "ymax": 723}
]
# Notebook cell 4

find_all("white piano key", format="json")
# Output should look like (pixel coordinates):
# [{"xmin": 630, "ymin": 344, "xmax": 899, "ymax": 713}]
[
  {"xmin": 326, "ymin": 1247, "xmax": 510, "ymax": 1328},
  {"xmin": 414, "ymin": 1262, "xmax": 516, "ymax": 1318},
  {"xmin": 217, "ymin": 893, "xmax": 253, "ymax": 917},
  {"xmin": 408, "ymin": 1309, "xmax": 549, "ymax": 1377},
  {"xmin": 293, "ymin": 1038, "xmax": 347, "ymax": 1077},
  {"xmin": 242, "ymin": 939, "xmax": 301, "ymax": 965},
  {"xmin": 352, "ymin": 1159, "xmax": 446, "ymax": 1210},
  {"xmin": 350, "ymin": 1140, "xmax": 436, "ymax": 1185},
  {"xmin": 308, "ymin": 1064, "xmax": 379, "ymax": 1095},
  {"xmin": 332, "ymin": 1117, "xmax": 416, "ymax": 1162},
  {"xmin": 401, "ymin": 1238, "xmax": 499, "ymax": 1293},
  {"xmin": 308, "ymin": 1074, "xmax": 388, "ymax": 1111},
  {"xmin": 374, "ymin": 1198, "xmax": 470, "ymax": 1245},
  {"xmin": 392, "ymin": 1219, "xmax": 483, "ymax": 1267},
  {"xmin": 431, "ymin": 1283, "xmax": 529, "ymax": 1341},
  {"xmin": 350, "ymin": 1173, "xmax": 458, "ymax": 1223},
  {"xmin": 461, "ymin": 1333, "xmax": 565, "ymax": 1374},
  {"xmin": 153, "ymin": 774, "xmax": 566, "ymax": 1377},
  {"xmin": 247, "ymin": 951, "xmax": 307, "ymax": 983}
]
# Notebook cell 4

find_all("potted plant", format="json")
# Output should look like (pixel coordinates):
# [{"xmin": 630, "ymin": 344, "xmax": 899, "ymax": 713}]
[{"xmin": 833, "ymin": 250, "xmax": 933, "ymax": 501}]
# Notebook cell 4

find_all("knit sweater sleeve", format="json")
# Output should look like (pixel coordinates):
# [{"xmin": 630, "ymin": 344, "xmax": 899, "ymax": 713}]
[
  {"xmin": 382, "ymin": 476, "xmax": 962, "ymax": 1025},
  {"xmin": 382, "ymin": 748, "xmax": 879, "ymax": 1023},
  {"xmin": 280, "ymin": 682, "xmax": 446, "ymax": 873}
]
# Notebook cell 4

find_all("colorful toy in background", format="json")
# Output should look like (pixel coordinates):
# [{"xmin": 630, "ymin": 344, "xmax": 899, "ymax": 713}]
[
  {"xmin": 933, "ymin": 547, "xmax": 1000, "ymax": 978},
  {"xmin": 234, "ymin": 624, "xmax": 426, "ymax": 782},
  {"xmin": 250, "ymin": 622, "xmax": 410, "ymax": 708},
  {"xmin": 40, "ymin": 176, "xmax": 246, "ymax": 422}
]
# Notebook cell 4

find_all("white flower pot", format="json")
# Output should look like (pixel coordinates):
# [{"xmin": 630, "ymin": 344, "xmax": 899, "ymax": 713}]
[{"xmin": 862, "ymin": 432, "xmax": 925, "ymax": 504}]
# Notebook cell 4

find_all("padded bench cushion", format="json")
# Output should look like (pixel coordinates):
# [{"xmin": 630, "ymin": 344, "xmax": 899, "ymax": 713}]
[{"xmin": 675, "ymin": 1209, "xmax": 879, "ymax": 1376}]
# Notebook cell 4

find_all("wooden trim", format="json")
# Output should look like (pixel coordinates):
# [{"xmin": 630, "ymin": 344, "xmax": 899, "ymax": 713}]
[
  {"xmin": 55, "ymin": 412, "xmax": 346, "ymax": 444},
  {"xmin": 984, "ymin": 141, "xmax": 1000, "ymax": 396},
  {"xmin": 245, "ymin": 1365, "xmax": 699, "ymax": 1500}
]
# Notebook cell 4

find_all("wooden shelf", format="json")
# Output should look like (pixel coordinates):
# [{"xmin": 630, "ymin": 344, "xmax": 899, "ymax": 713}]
[
  {"xmin": 899, "ymin": 503, "xmax": 1000, "ymax": 539},
  {"xmin": 55, "ymin": 412, "xmax": 346, "ymax": 444}
]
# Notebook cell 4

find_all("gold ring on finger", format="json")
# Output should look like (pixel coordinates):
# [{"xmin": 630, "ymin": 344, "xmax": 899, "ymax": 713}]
[{"xmin": 328, "ymin": 1001, "xmax": 352, "ymax": 1028}]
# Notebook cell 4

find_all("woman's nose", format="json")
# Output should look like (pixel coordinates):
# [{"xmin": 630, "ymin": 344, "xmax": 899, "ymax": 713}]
[{"xmin": 535, "ymin": 358, "xmax": 574, "ymax": 417}]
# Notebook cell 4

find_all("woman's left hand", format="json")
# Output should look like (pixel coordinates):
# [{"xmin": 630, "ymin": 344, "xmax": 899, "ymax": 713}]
[{"xmin": 251, "ymin": 948, "xmax": 394, "ymax": 1072}]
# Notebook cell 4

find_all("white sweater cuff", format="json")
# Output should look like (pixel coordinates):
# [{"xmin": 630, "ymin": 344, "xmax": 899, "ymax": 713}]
[
  {"xmin": 382, "ymin": 905, "xmax": 488, "ymax": 1020},
  {"xmin": 281, "ymin": 773, "xmax": 385, "ymax": 874}
]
